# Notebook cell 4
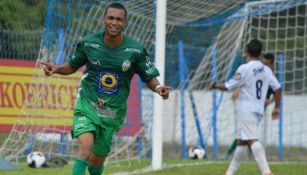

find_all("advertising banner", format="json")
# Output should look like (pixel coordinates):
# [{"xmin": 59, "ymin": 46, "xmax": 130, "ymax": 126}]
[{"xmin": 0, "ymin": 59, "xmax": 142, "ymax": 136}]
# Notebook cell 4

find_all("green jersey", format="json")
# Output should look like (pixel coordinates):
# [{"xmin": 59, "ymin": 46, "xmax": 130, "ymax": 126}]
[{"xmin": 69, "ymin": 31, "xmax": 159, "ymax": 127}]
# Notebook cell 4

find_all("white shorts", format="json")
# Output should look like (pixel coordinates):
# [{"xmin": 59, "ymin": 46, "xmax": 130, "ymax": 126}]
[{"xmin": 236, "ymin": 119, "xmax": 260, "ymax": 140}]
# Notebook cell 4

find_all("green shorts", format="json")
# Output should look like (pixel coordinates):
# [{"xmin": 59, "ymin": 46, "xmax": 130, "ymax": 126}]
[
  {"xmin": 72, "ymin": 96, "xmax": 125, "ymax": 157},
  {"xmin": 71, "ymin": 111, "xmax": 118, "ymax": 157}
]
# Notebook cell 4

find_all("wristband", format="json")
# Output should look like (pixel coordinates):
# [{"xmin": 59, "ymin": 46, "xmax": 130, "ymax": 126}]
[{"xmin": 155, "ymin": 85, "xmax": 162, "ymax": 92}]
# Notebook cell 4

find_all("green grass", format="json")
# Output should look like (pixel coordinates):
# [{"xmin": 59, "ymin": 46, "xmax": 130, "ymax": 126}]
[
  {"xmin": 0, "ymin": 160, "xmax": 306, "ymax": 175},
  {"xmin": 142, "ymin": 161, "xmax": 307, "ymax": 175}
]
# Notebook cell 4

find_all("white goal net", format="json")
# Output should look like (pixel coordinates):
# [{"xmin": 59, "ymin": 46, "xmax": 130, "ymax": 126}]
[{"xmin": 0, "ymin": 0, "xmax": 306, "ymax": 174}]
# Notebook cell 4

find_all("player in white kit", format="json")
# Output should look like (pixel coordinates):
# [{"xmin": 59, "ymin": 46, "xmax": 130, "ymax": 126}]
[{"xmin": 209, "ymin": 39, "xmax": 281, "ymax": 175}]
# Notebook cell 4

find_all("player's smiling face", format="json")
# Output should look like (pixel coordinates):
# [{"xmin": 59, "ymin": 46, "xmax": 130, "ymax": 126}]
[{"xmin": 104, "ymin": 8, "xmax": 127, "ymax": 38}]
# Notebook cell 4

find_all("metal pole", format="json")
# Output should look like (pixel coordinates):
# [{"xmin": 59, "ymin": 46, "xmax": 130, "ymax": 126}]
[{"xmin": 152, "ymin": 0, "xmax": 167, "ymax": 170}]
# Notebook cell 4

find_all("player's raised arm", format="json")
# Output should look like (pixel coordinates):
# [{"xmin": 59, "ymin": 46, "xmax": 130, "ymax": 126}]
[
  {"xmin": 39, "ymin": 61, "xmax": 77, "ymax": 76},
  {"xmin": 146, "ymin": 77, "xmax": 171, "ymax": 100}
]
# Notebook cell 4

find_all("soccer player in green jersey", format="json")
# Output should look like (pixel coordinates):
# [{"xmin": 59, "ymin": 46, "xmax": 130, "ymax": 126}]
[{"xmin": 40, "ymin": 3, "xmax": 170, "ymax": 175}]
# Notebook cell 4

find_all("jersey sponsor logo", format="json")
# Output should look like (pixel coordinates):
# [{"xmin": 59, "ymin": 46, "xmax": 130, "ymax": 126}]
[
  {"xmin": 145, "ymin": 61, "xmax": 156, "ymax": 75},
  {"xmin": 97, "ymin": 109, "xmax": 117, "ymax": 119},
  {"xmin": 97, "ymin": 71, "xmax": 119, "ymax": 94},
  {"xmin": 90, "ymin": 102, "xmax": 117, "ymax": 119},
  {"xmin": 253, "ymin": 66, "xmax": 265, "ymax": 76},
  {"xmin": 98, "ymin": 98, "xmax": 108, "ymax": 106},
  {"xmin": 146, "ymin": 67, "xmax": 156, "ymax": 75},
  {"xmin": 232, "ymin": 73, "xmax": 242, "ymax": 80},
  {"xmin": 84, "ymin": 42, "xmax": 100, "ymax": 48},
  {"xmin": 75, "ymin": 124, "xmax": 85, "ymax": 131},
  {"xmin": 78, "ymin": 116, "xmax": 86, "ymax": 121},
  {"xmin": 124, "ymin": 48, "xmax": 141, "ymax": 53},
  {"xmin": 91, "ymin": 60, "xmax": 101, "ymax": 66},
  {"xmin": 122, "ymin": 60, "xmax": 131, "ymax": 72},
  {"xmin": 146, "ymin": 61, "xmax": 153, "ymax": 68}
]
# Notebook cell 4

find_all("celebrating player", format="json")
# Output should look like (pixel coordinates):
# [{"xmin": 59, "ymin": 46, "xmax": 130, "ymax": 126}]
[
  {"xmin": 40, "ymin": 2, "xmax": 170, "ymax": 175},
  {"xmin": 209, "ymin": 39, "xmax": 281, "ymax": 175}
]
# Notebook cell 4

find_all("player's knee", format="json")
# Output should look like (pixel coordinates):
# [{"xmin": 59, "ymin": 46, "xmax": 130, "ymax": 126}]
[
  {"xmin": 89, "ymin": 155, "xmax": 105, "ymax": 167},
  {"xmin": 77, "ymin": 133, "xmax": 94, "ymax": 160},
  {"xmin": 89, "ymin": 160, "xmax": 104, "ymax": 168},
  {"xmin": 78, "ymin": 144, "xmax": 93, "ymax": 160}
]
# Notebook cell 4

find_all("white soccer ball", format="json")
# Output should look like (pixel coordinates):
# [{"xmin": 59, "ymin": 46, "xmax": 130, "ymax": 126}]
[
  {"xmin": 26, "ymin": 151, "xmax": 46, "ymax": 168},
  {"xmin": 188, "ymin": 146, "xmax": 205, "ymax": 160}
]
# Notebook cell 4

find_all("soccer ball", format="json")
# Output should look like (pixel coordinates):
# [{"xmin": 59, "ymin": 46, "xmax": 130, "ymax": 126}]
[
  {"xmin": 26, "ymin": 151, "xmax": 46, "ymax": 168},
  {"xmin": 188, "ymin": 146, "xmax": 205, "ymax": 160}
]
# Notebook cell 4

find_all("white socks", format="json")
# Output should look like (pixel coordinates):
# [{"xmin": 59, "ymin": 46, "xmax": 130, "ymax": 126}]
[
  {"xmin": 225, "ymin": 142, "xmax": 272, "ymax": 175},
  {"xmin": 251, "ymin": 141, "xmax": 271, "ymax": 175},
  {"xmin": 225, "ymin": 146, "xmax": 247, "ymax": 175}
]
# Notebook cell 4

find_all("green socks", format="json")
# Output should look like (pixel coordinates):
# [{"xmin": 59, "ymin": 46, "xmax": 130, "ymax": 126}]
[
  {"xmin": 72, "ymin": 158, "xmax": 88, "ymax": 175},
  {"xmin": 227, "ymin": 139, "xmax": 237, "ymax": 155},
  {"xmin": 72, "ymin": 157, "xmax": 104, "ymax": 175},
  {"xmin": 88, "ymin": 165, "xmax": 104, "ymax": 175}
]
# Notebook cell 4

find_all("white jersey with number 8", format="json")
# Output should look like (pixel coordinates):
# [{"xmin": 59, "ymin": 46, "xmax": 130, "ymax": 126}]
[{"xmin": 225, "ymin": 60, "xmax": 280, "ymax": 119}]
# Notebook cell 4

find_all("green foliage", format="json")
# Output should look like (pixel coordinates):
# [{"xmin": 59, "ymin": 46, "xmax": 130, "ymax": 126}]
[
  {"xmin": 0, "ymin": 29, "xmax": 42, "ymax": 60},
  {"xmin": 0, "ymin": 0, "xmax": 46, "ymax": 60},
  {"xmin": 142, "ymin": 162, "xmax": 307, "ymax": 175},
  {"xmin": 0, "ymin": 0, "xmax": 47, "ymax": 30}
]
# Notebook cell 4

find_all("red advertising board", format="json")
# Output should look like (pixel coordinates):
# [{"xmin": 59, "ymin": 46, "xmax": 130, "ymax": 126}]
[{"xmin": 0, "ymin": 59, "xmax": 142, "ymax": 136}]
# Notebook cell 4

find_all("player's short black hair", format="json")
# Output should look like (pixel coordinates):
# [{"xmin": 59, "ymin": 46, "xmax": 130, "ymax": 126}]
[
  {"xmin": 262, "ymin": 53, "xmax": 275, "ymax": 63},
  {"xmin": 104, "ymin": 2, "xmax": 127, "ymax": 19},
  {"xmin": 246, "ymin": 39, "xmax": 262, "ymax": 57}
]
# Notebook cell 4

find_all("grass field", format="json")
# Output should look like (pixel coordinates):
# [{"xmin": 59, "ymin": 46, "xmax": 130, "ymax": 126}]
[{"xmin": 0, "ymin": 160, "xmax": 306, "ymax": 175}]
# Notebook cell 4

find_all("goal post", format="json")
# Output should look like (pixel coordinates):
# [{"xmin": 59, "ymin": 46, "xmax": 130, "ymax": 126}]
[
  {"xmin": 152, "ymin": 0, "xmax": 167, "ymax": 170},
  {"xmin": 278, "ymin": 53, "xmax": 285, "ymax": 161}
]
